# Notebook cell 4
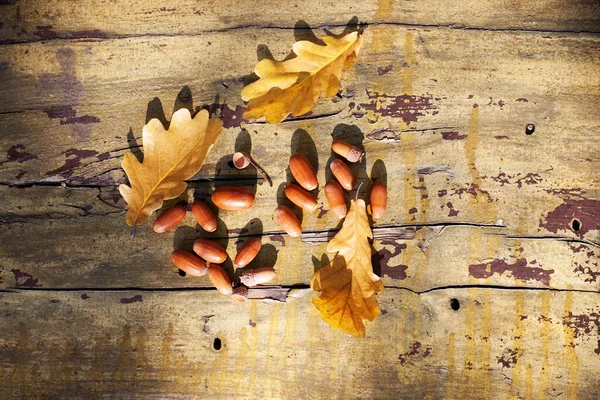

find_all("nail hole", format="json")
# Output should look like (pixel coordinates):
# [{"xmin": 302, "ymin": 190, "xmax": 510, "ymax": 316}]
[
  {"xmin": 178, "ymin": 269, "xmax": 186, "ymax": 277},
  {"xmin": 525, "ymin": 124, "xmax": 535, "ymax": 135},
  {"xmin": 571, "ymin": 218, "xmax": 581, "ymax": 232},
  {"xmin": 213, "ymin": 337, "xmax": 222, "ymax": 351},
  {"xmin": 450, "ymin": 298, "xmax": 460, "ymax": 311}
]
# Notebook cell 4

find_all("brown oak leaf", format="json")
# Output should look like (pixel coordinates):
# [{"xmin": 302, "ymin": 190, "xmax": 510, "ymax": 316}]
[
  {"xmin": 119, "ymin": 108, "xmax": 223, "ymax": 226},
  {"xmin": 311, "ymin": 199, "xmax": 384, "ymax": 337},
  {"xmin": 241, "ymin": 30, "xmax": 363, "ymax": 123}
]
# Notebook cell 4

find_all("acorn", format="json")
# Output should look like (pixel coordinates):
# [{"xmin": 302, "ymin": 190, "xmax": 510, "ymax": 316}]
[
  {"xmin": 284, "ymin": 183, "xmax": 318, "ymax": 212},
  {"xmin": 193, "ymin": 238, "xmax": 227, "ymax": 264},
  {"xmin": 191, "ymin": 200, "xmax": 217, "ymax": 232},
  {"xmin": 276, "ymin": 205, "xmax": 302, "ymax": 237},
  {"xmin": 234, "ymin": 238, "xmax": 262, "ymax": 268},
  {"xmin": 324, "ymin": 180, "xmax": 347, "ymax": 219},
  {"xmin": 170, "ymin": 250, "xmax": 208, "ymax": 276},
  {"xmin": 289, "ymin": 153, "xmax": 318, "ymax": 191},
  {"xmin": 239, "ymin": 267, "xmax": 276, "ymax": 286},
  {"xmin": 332, "ymin": 140, "xmax": 363, "ymax": 163},
  {"xmin": 207, "ymin": 264, "xmax": 232, "ymax": 295},
  {"xmin": 211, "ymin": 186, "xmax": 255, "ymax": 210},
  {"xmin": 370, "ymin": 181, "xmax": 387, "ymax": 219},
  {"xmin": 153, "ymin": 204, "xmax": 186, "ymax": 233},
  {"xmin": 330, "ymin": 159, "xmax": 355, "ymax": 190}
]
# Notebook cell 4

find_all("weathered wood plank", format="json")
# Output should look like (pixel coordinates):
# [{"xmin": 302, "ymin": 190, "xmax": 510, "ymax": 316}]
[
  {"xmin": 1, "ymin": 0, "xmax": 599, "ymax": 44},
  {"xmin": 1, "ymin": 184, "xmax": 598, "ymax": 292},
  {"xmin": 1, "ymin": 27, "xmax": 599, "ymax": 243},
  {"xmin": 0, "ymin": 289, "xmax": 598, "ymax": 399}
]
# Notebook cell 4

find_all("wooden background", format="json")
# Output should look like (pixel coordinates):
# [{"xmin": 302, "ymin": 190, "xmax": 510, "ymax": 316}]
[{"xmin": 1, "ymin": 0, "xmax": 599, "ymax": 398}]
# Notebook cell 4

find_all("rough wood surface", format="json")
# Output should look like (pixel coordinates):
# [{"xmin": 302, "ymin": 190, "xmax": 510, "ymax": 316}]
[{"xmin": 0, "ymin": 0, "xmax": 599, "ymax": 398}]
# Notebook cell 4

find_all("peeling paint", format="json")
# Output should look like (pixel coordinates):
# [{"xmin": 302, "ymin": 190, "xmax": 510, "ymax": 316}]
[
  {"xmin": 441, "ymin": 131, "xmax": 466, "ymax": 141},
  {"xmin": 468, "ymin": 258, "xmax": 554, "ymax": 286},
  {"xmin": 540, "ymin": 199, "xmax": 600, "ymax": 238},
  {"xmin": 373, "ymin": 239, "xmax": 408, "ymax": 280},
  {"xmin": 352, "ymin": 90, "xmax": 440, "ymax": 125},
  {"xmin": 4, "ymin": 144, "xmax": 38, "ymax": 164},
  {"xmin": 10, "ymin": 269, "xmax": 41, "ymax": 288},
  {"xmin": 120, "ymin": 295, "xmax": 143, "ymax": 304}
]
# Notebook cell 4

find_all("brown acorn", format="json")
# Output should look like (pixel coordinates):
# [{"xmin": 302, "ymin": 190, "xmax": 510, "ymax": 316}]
[
  {"xmin": 207, "ymin": 264, "xmax": 232, "ymax": 295},
  {"xmin": 191, "ymin": 200, "xmax": 217, "ymax": 232},
  {"xmin": 330, "ymin": 159, "xmax": 355, "ymax": 190},
  {"xmin": 234, "ymin": 238, "xmax": 262, "ymax": 268},
  {"xmin": 284, "ymin": 183, "xmax": 318, "ymax": 212},
  {"xmin": 275, "ymin": 205, "xmax": 302, "ymax": 237},
  {"xmin": 153, "ymin": 205, "xmax": 186, "ymax": 233},
  {"xmin": 324, "ymin": 180, "xmax": 347, "ymax": 219},
  {"xmin": 370, "ymin": 181, "xmax": 387, "ymax": 219},
  {"xmin": 170, "ymin": 250, "xmax": 208, "ymax": 276},
  {"xmin": 240, "ymin": 267, "xmax": 276, "ymax": 286},
  {"xmin": 211, "ymin": 186, "xmax": 255, "ymax": 210},
  {"xmin": 193, "ymin": 238, "xmax": 227, "ymax": 264},
  {"xmin": 332, "ymin": 140, "xmax": 363, "ymax": 163},
  {"xmin": 289, "ymin": 153, "xmax": 318, "ymax": 191}
]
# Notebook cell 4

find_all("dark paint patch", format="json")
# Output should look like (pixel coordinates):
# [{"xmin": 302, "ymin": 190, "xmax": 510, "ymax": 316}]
[
  {"xmin": 81, "ymin": 294, "xmax": 90, "ymax": 300},
  {"xmin": 247, "ymin": 287, "xmax": 290, "ymax": 302},
  {"xmin": 450, "ymin": 183, "xmax": 492, "ymax": 202},
  {"xmin": 39, "ymin": 48, "xmax": 83, "ymax": 105},
  {"xmin": 497, "ymin": 348, "xmax": 521, "ymax": 368},
  {"xmin": 353, "ymin": 90, "xmax": 439, "ymax": 125},
  {"xmin": 494, "ymin": 135, "xmax": 509, "ymax": 139},
  {"xmin": 490, "ymin": 172, "xmax": 542, "ymax": 188},
  {"xmin": 97, "ymin": 152, "xmax": 111, "ymax": 161},
  {"xmin": 34, "ymin": 25, "xmax": 57, "ymax": 39},
  {"xmin": 447, "ymin": 202, "xmax": 459, "ymax": 217},
  {"xmin": 437, "ymin": 189, "xmax": 447, "ymax": 197},
  {"xmin": 5, "ymin": 144, "xmax": 38, "ymax": 163},
  {"xmin": 46, "ymin": 148, "xmax": 99, "ymax": 178},
  {"xmin": 249, "ymin": 319, "xmax": 257, "ymax": 328},
  {"xmin": 516, "ymin": 98, "xmax": 529, "ymax": 102},
  {"xmin": 381, "ymin": 309, "xmax": 388, "ymax": 315},
  {"xmin": 269, "ymin": 234, "xmax": 286, "ymax": 247},
  {"xmin": 563, "ymin": 308, "xmax": 600, "ymax": 355},
  {"xmin": 317, "ymin": 206, "xmax": 327, "ymax": 219},
  {"xmin": 544, "ymin": 188, "xmax": 586, "ymax": 200},
  {"xmin": 45, "ymin": 105, "xmax": 77, "ymax": 119},
  {"xmin": 441, "ymin": 131, "xmax": 467, "ymax": 141},
  {"xmin": 50, "ymin": 299, "xmax": 59, "ymax": 304},
  {"xmin": 469, "ymin": 258, "xmax": 554, "ymax": 286},
  {"xmin": 373, "ymin": 239, "xmax": 408, "ymax": 280},
  {"xmin": 120, "ymin": 295, "xmax": 143, "ymax": 304},
  {"xmin": 10, "ymin": 269, "xmax": 41, "ymax": 288},
  {"xmin": 377, "ymin": 65, "xmax": 393, "ymax": 76},
  {"xmin": 408, "ymin": 207, "xmax": 418, "ymax": 214},
  {"xmin": 60, "ymin": 115, "xmax": 100, "ymax": 125},
  {"xmin": 398, "ymin": 342, "xmax": 431, "ymax": 365},
  {"xmin": 573, "ymin": 258, "xmax": 600, "ymax": 283},
  {"xmin": 540, "ymin": 199, "xmax": 600, "ymax": 238},
  {"xmin": 210, "ymin": 104, "xmax": 247, "ymax": 129}
]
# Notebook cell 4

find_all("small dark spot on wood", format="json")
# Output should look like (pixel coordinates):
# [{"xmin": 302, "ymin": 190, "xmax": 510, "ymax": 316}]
[
  {"xmin": 450, "ymin": 298, "xmax": 460, "ymax": 311},
  {"xmin": 213, "ymin": 337, "xmax": 222, "ymax": 351},
  {"xmin": 81, "ymin": 294, "xmax": 89, "ymax": 300},
  {"xmin": 249, "ymin": 319, "xmax": 257, "ymax": 327},
  {"xmin": 571, "ymin": 219, "xmax": 581, "ymax": 232},
  {"xmin": 120, "ymin": 295, "xmax": 143, "ymax": 304},
  {"xmin": 178, "ymin": 269, "xmax": 186, "ymax": 277},
  {"xmin": 525, "ymin": 124, "xmax": 535, "ymax": 135}
]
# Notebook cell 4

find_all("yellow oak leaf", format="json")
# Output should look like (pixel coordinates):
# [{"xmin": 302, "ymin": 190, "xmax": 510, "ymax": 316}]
[
  {"xmin": 311, "ymin": 199, "xmax": 384, "ymax": 337},
  {"xmin": 119, "ymin": 108, "xmax": 223, "ymax": 226},
  {"xmin": 241, "ymin": 30, "xmax": 363, "ymax": 123}
]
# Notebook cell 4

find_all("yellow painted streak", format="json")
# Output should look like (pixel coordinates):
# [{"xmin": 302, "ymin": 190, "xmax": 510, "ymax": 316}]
[
  {"xmin": 480, "ymin": 289, "xmax": 492, "ymax": 398},
  {"xmin": 238, "ymin": 327, "xmax": 248, "ymax": 390},
  {"xmin": 284, "ymin": 300, "xmax": 298, "ymax": 386},
  {"xmin": 512, "ymin": 291, "xmax": 525, "ymax": 398},
  {"xmin": 525, "ymin": 364, "xmax": 533, "ymax": 400},
  {"xmin": 457, "ymin": 289, "xmax": 477, "ymax": 399},
  {"xmin": 538, "ymin": 291, "xmax": 551, "ymax": 398},
  {"xmin": 372, "ymin": 0, "xmax": 396, "ymax": 55},
  {"xmin": 562, "ymin": 287, "xmax": 579, "ymax": 400},
  {"xmin": 445, "ymin": 332, "xmax": 456, "ymax": 399},
  {"xmin": 160, "ymin": 323, "xmax": 174, "ymax": 391},
  {"xmin": 402, "ymin": 32, "xmax": 416, "ymax": 97}
]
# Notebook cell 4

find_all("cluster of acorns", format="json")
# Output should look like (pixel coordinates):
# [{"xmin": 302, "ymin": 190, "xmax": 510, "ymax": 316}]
[
  {"xmin": 152, "ymin": 138, "xmax": 387, "ymax": 302},
  {"xmin": 276, "ymin": 139, "xmax": 387, "ymax": 237},
  {"xmin": 152, "ymin": 158, "xmax": 274, "ymax": 302}
]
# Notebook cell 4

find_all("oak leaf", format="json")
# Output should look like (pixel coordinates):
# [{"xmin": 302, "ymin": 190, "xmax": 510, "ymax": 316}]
[
  {"xmin": 241, "ymin": 30, "xmax": 363, "ymax": 123},
  {"xmin": 311, "ymin": 199, "xmax": 384, "ymax": 337},
  {"xmin": 119, "ymin": 108, "xmax": 223, "ymax": 226}
]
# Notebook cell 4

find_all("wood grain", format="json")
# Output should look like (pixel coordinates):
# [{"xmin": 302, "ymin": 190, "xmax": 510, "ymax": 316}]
[
  {"xmin": 0, "ymin": 0, "xmax": 599, "ymax": 398},
  {"xmin": 0, "ymin": 288, "xmax": 599, "ymax": 399}
]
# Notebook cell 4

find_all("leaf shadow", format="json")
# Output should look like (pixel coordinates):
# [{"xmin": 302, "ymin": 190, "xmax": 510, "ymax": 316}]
[
  {"xmin": 214, "ymin": 130, "xmax": 259, "ymax": 193},
  {"xmin": 312, "ymin": 253, "xmax": 331, "ymax": 274}
]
